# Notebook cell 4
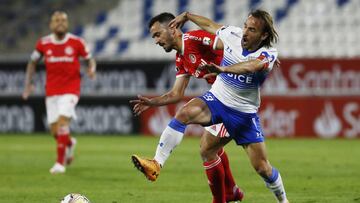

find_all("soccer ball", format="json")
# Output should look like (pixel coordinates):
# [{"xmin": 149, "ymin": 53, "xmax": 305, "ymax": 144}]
[{"xmin": 60, "ymin": 193, "xmax": 91, "ymax": 203}]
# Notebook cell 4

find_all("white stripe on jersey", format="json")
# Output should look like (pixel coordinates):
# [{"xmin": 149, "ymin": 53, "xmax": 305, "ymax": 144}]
[
  {"xmin": 30, "ymin": 50, "xmax": 42, "ymax": 61},
  {"xmin": 210, "ymin": 26, "xmax": 278, "ymax": 113}
]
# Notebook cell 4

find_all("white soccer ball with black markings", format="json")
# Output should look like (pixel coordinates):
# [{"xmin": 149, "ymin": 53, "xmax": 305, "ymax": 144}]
[{"xmin": 60, "ymin": 193, "xmax": 90, "ymax": 203}]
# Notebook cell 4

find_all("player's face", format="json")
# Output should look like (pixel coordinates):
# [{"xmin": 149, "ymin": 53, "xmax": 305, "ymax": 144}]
[
  {"xmin": 150, "ymin": 22, "xmax": 175, "ymax": 52},
  {"xmin": 50, "ymin": 13, "xmax": 69, "ymax": 35},
  {"xmin": 241, "ymin": 15, "xmax": 268, "ymax": 50}
]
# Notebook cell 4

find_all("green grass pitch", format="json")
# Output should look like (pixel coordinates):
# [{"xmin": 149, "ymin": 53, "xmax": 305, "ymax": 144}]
[{"xmin": 1, "ymin": 134, "xmax": 360, "ymax": 203}]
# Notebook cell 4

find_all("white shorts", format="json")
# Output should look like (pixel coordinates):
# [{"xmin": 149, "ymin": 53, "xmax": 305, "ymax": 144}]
[
  {"xmin": 204, "ymin": 123, "xmax": 230, "ymax": 138},
  {"xmin": 45, "ymin": 94, "xmax": 79, "ymax": 124}
]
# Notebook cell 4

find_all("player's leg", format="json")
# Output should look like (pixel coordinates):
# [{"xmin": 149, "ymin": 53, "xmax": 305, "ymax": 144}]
[
  {"xmin": 55, "ymin": 115, "xmax": 72, "ymax": 165},
  {"xmin": 49, "ymin": 123, "xmax": 59, "ymax": 151},
  {"xmin": 49, "ymin": 94, "xmax": 79, "ymax": 174},
  {"xmin": 46, "ymin": 96, "xmax": 65, "ymax": 174},
  {"xmin": 200, "ymin": 128, "xmax": 244, "ymax": 202},
  {"xmin": 58, "ymin": 94, "xmax": 78, "ymax": 166},
  {"xmin": 244, "ymin": 142, "xmax": 288, "ymax": 203},
  {"xmin": 50, "ymin": 123, "xmax": 57, "ymax": 138},
  {"xmin": 200, "ymin": 130, "xmax": 227, "ymax": 203},
  {"xmin": 200, "ymin": 128, "xmax": 243, "ymax": 202},
  {"xmin": 132, "ymin": 97, "xmax": 212, "ymax": 181},
  {"xmin": 154, "ymin": 97, "xmax": 212, "ymax": 165},
  {"xmin": 203, "ymin": 125, "xmax": 241, "ymax": 193},
  {"xmin": 46, "ymin": 96, "xmax": 59, "ymax": 139}
]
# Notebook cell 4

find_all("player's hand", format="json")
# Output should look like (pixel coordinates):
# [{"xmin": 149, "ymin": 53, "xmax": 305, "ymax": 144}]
[
  {"xmin": 201, "ymin": 63, "xmax": 225, "ymax": 79},
  {"xmin": 129, "ymin": 95, "xmax": 154, "ymax": 116},
  {"xmin": 169, "ymin": 12, "xmax": 188, "ymax": 29},
  {"xmin": 132, "ymin": 103, "xmax": 150, "ymax": 116},
  {"xmin": 87, "ymin": 68, "xmax": 96, "ymax": 80},
  {"xmin": 22, "ymin": 84, "xmax": 35, "ymax": 100}
]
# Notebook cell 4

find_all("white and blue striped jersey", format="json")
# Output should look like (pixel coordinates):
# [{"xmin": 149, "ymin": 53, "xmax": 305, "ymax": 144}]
[{"xmin": 210, "ymin": 26, "xmax": 278, "ymax": 113}]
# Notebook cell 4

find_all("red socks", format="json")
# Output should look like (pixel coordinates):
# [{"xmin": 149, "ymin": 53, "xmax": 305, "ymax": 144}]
[
  {"xmin": 204, "ymin": 148, "xmax": 241, "ymax": 203},
  {"xmin": 56, "ymin": 126, "xmax": 71, "ymax": 165},
  {"xmin": 56, "ymin": 134, "xmax": 70, "ymax": 164},
  {"xmin": 203, "ymin": 157, "xmax": 226, "ymax": 203},
  {"xmin": 217, "ymin": 148, "xmax": 237, "ymax": 196}
]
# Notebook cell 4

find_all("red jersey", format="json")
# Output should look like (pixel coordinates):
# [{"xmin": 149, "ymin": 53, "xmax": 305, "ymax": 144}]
[
  {"xmin": 175, "ymin": 30, "xmax": 223, "ymax": 84},
  {"xmin": 32, "ymin": 33, "xmax": 91, "ymax": 96}
]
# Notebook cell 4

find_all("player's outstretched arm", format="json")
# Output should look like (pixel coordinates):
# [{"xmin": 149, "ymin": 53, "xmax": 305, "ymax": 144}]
[
  {"xmin": 169, "ymin": 12, "xmax": 222, "ymax": 34},
  {"xmin": 85, "ymin": 58, "xmax": 97, "ymax": 80},
  {"xmin": 130, "ymin": 76, "xmax": 190, "ymax": 116},
  {"xmin": 22, "ymin": 60, "xmax": 38, "ymax": 100},
  {"xmin": 202, "ymin": 59, "xmax": 268, "ymax": 78}
]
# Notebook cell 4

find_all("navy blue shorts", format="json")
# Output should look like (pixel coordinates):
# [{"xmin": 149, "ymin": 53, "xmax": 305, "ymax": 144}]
[{"xmin": 199, "ymin": 91, "xmax": 265, "ymax": 145}]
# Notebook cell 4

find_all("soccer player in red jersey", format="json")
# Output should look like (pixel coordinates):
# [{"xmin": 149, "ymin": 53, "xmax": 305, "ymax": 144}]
[
  {"xmin": 22, "ymin": 11, "xmax": 96, "ymax": 174},
  {"xmin": 131, "ymin": 13, "xmax": 243, "ymax": 202}
]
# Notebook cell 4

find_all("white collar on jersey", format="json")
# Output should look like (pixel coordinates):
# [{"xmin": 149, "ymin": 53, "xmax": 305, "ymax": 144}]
[
  {"xmin": 181, "ymin": 34, "xmax": 185, "ymax": 55},
  {"xmin": 50, "ymin": 33, "xmax": 70, "ymax": 44}
]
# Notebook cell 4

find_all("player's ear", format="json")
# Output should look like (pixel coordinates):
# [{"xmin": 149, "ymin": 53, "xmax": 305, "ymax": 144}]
[
  {"xmin": 261, "ymin": 32, "xmax": 269, "ymax": 41},
  {"xmin": 169, "ymin": 26, "xmax": 176, "ymax": 36}
]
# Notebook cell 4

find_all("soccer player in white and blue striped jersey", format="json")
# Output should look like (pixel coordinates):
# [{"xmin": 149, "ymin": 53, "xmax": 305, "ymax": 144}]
[{"xmin": 168, "ymin": 10, "xmax": 289, "ymax": 203}]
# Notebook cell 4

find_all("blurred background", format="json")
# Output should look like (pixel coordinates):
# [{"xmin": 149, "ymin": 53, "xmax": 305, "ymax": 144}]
[{"xmin": 0, "ymin": 0, "xmax": 359, "ymax": 138}]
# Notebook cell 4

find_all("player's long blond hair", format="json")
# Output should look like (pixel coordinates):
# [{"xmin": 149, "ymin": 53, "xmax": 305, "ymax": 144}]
[{"xmin": 249, "ymin": 9, "xmax": 278, "ymax": 48}]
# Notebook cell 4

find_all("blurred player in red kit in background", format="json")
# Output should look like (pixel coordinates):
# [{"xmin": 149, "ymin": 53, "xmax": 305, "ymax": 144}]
[{"xmin": 22, "ymin": 11, "xmax": 96, "ymax": 174}]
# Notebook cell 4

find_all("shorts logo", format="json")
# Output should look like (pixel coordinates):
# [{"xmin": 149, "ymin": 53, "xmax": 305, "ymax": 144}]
[
  {"xmin": 189, "ymin": 54, "xmax": 196, "ymax": 63},
  {"xmin": 211, "ymin": 125, "xmax": 217, "ymax": 131},
  {"xmin": 65, "ymin": 46, "xmax": 74, "ymax": 55},
  {"xmin": 256, "ymin": 132, "xmax": 263, "ymax": 138}
]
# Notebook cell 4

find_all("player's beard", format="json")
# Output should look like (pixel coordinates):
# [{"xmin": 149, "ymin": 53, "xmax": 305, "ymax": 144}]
[
  {"xmin": 54, "ymin": 25, "xmax": 68, "ymax": 35},
  {"xmin": 54, "ymin": 31, "xmax": 67, "ymax": 40},
  {"xmin": 164, "ymin": 46, "xmax": 172, "ymax": 52}
]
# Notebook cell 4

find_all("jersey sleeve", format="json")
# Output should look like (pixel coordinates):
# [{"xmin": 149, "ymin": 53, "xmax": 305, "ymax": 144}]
[
  {"xmin": 78, "ymin": 38, "xmax": 92, "ymax": 59},
  {"xmin": 187, "ymin": 30, "xmax": 218, "ymax": 50},
  {"xmin": 30, "ymin": 39, "xmax": 43, "ymax": 61},
  {"xmin": 175, "ymin": 53, "xmax": 189, "ymax": 78},
  {"xmin": 258, "ymin": 48, "xmax": 278, "ymax": 71},
  {"xmin": 215, "ymin": 25, "xmax": 243, "ymax": 44}
]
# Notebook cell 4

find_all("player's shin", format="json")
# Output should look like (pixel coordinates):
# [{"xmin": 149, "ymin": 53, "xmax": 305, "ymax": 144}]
[
  {"xmin": 203, "ymin": 157, "xmax": 226, "ymax": 203},
  {"xmin": 56, "ymin": 125, "xmax": 71, "ymax": 165},
  {"xmin": 154, "ymin": 118, "xmax": 186, "ymax": 167},
  {"xmin": 263, "ymin": 167, "xmax": 288, "ymax": 203},
  {"xmin": 217, "ymin": 148, "xmax": 236, "ymax": 193}
]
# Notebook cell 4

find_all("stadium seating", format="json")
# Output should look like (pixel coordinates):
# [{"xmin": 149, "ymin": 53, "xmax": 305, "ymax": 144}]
[
  {"xmin": 1, "ymin": 0, "xmax": 358, "ymax": 59},
  {"xmin": 0, "ymin": 0, "xmax": 118, "ymax": 58},
  {"xmin": 75, "ymin": 0, "xmax": 358, "ymax": 59}
]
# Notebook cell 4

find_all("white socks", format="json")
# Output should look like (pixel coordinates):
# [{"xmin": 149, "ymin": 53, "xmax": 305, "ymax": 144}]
[
  {"xmin": 266, "ymin": 173, "xmax": 288, "ymax": 203},
  {"xmin": 154, "ymin": 119, "xmax": 186, "ymax": 166}
]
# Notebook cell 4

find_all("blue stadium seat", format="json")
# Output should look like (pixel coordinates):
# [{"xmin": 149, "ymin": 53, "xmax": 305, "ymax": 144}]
[{"xmin": 76, "ymin": 0, "xmax": 359, "ymax": 59}]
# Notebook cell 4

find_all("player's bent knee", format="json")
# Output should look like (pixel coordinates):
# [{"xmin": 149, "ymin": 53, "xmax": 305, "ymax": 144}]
[
  {"xmin": 57, "ymin": 116, "xmax": 71, "ymax": 126},
  {"xmin": 174, "ymin": 107, "xmax": 193, "ymax": 124},
  {"xmin": 199, "ymin": 147, "xmax": 208, "ymax": 161},
  {"xmin": 50, "ymin": 123, "xmax": 58, "ymax": 136},
  {"xmin": 199, "ymin": 145, "xmax": 217, "ymax": 162}
]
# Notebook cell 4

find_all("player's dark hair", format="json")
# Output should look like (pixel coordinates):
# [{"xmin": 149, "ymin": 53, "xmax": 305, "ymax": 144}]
[
  {"xmin": 249, "ymin": 9, "xmax": 278, "ymax": 48},
  {"xmin": 148, "ymin": 12, "xmax": 175, "ymax": 29},
  {"xmin": 51, "ymin": 10, "xmax": 67, "ymax": 18}
]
